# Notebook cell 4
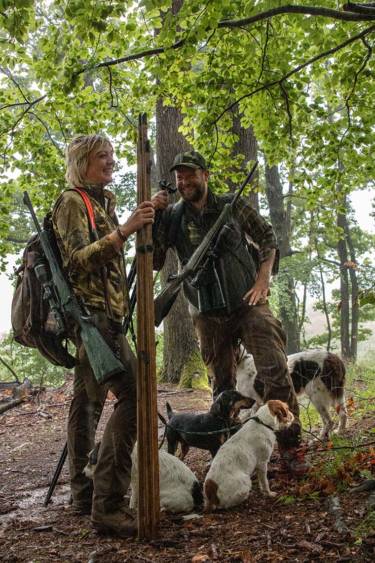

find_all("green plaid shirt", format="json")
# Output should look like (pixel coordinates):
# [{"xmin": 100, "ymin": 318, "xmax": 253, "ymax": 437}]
[{"xmin": 153, "ymin": 189, "xmax": 279, "ymax": 273}]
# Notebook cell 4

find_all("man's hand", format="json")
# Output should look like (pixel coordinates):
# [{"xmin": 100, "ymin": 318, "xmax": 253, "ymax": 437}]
[
  {"xmin": 243, "ymin": 249, "xmax": 276, "ymax": 306},
  {"xmin": 243, "ymin": 274, "xmax": 270, "ymax": 306},
  {"xmin": 151, "ymin": 190, "xmax": 169, "ymax": 211}
]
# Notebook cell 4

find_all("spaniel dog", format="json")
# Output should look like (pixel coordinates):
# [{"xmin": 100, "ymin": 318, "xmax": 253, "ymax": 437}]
[
  {"xmin": 236, "ymin": 347, "xmax": 347, "ymax": 439},
  {"xmin": 84, "ymin": 442, "xmax": 203, "ymax": 514},
  {"xmin": 204, "ymin": 400, "xmax": 294, "ymax": 511},
  {"xmin": 165, "ymin": 389, "xmax": 254, "ymax": 459}
]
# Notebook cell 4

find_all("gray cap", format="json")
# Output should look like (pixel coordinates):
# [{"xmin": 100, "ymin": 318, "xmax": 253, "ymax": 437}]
[{"xmin": 170, "ymin": 150, "xmax": 208, "ymax": 172}]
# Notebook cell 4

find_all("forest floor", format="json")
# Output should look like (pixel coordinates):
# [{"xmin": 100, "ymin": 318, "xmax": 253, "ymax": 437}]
[{"xmin": 0, "ymin": 375, "xmax": 374, "ymax": 563}]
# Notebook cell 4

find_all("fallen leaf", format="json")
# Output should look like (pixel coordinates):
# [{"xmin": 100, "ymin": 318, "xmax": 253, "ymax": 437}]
[
  {"xmin": 192, "ymin": 554, "xmax": 210, "ymax": 562},
  {"xmin": 297, "ymin": 540, "xmax": 323, "ymax": 553}
]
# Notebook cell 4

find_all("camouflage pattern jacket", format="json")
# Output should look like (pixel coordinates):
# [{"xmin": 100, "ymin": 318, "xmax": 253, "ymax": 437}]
[{"xmin": 52, "ymin": 186, "xmax": 128, "ymax": 321}]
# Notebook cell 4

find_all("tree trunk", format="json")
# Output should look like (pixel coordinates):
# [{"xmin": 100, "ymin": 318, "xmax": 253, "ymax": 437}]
[
  {"xmin": 155, "ymin": 100, "xmax": 202, "ymax": 383},
  {"xmin": 343, "ymin": 218, "xmax": 359, "ymax": 361},
  {"xmin": 264, "ymin": 163, "xmax": 300, "ymax": 352},
  {"xmin": 336, "ymin": 203, "xmax": 359, "ymax": 361},
  {"xmin": 318, "ymin": 262, "xmax": 332, "ymax": 351},
  {"xmin": 227, "ymin": 107, "xmax": 259, "ymax": 210},
  {"xmin": 337, "ymin": 211, "xmax": 351, "ymax": 360}
]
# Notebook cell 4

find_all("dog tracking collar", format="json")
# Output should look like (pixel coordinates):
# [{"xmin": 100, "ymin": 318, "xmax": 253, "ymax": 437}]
[{"xmin": 250, "ymin": 416, "xmax": 275, "ymax": 433}]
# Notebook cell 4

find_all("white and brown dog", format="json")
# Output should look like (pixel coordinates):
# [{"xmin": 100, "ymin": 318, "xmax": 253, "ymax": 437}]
[
  {"xmin": 129, "ymin": 444, "xmax": 203, "ymax": 513},
  {"xmin": 84, "ymin": 443, "xmax": 203, "ymax": 514},
  {"xmin": 204, "ymin": 400, "xmax": 294, "ymax": 511},
  {"xmin": 236, "ymin": 347, "xmax": 348, "ymax": 440}
]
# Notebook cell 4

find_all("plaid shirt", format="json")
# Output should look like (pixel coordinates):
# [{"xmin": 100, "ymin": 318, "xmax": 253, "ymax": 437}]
[{"xmin": 153, "ymin": 189, "xmax": 279, "ymax": 273}]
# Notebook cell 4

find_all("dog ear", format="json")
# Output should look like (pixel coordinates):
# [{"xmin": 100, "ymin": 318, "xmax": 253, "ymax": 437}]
[
  {"xmin": 210, "ymin": 392, "xmax": 230, "ymax": 418},
  {"xmin": 268, "ymin": 400, "xmax": 289, "ymax": 422},
  {"xmin": 210, "ymin": 398, "xmax": 225, "ymax": 418}
]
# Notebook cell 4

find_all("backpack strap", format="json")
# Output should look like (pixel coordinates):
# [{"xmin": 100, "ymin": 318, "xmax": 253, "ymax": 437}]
[
  {"xmin": 72, "ymin": 187, "xmax": 97, "ymax": 235},
  {"xmin": 71, "ymin": 187, "xmax": 115, "ymax": 320}
]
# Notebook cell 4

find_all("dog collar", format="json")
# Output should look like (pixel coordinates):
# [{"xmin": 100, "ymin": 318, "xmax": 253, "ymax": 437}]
[{"xmin": 250, "ymin": 416, "xmax": 275, "ymax": 433}]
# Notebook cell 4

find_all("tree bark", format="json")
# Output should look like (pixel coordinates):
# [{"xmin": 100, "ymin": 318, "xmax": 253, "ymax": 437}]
[
  {"xmin": 228, "ymin": 107, "xmax": 259, "ymax": 210},
  {"xmin": 264, "ymin": 163, "xmax": 300, "ymax": 352},
  {"xmin": 343, "ymin": 219, "xmax": 359, "ymax": 361},
  {"xmin": 155, "ymin": 100, "xmax": 201, "ymax": 383},
  {"xmin": 318, "ymin": 262, "xmax": 332, "ymax": 351},
  {"xmin": 337, "ymin": 210, "xmax": 351, "ymax": 360},
  {"xmin": 337, "ymin": 203, "xmax": 359, "ymax": 361}
]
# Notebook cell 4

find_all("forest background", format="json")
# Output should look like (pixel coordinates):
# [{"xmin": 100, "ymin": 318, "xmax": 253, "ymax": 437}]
[{"xmin": 0, "ymin": 0, "xmax": 374, "ymax": 389}]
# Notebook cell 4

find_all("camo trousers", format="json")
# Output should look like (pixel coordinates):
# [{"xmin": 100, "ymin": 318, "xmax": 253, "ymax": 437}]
[
  {"xmin": 193, "ymin": 303, "xmax": 301, "ymax": 448},
  {"xmin": 68, "ymin": 311, "xmax": 137, "ymax": 513}
]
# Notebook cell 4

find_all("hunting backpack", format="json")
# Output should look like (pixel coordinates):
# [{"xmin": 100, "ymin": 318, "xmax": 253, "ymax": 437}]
[{"xmin": 11, "ymin": 213, "xmax": 76, "ymax": 368}]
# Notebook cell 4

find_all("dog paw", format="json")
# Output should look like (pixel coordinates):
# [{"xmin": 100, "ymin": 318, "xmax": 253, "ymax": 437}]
[{"xmin": 267, "ymin": 491, "xmax": 277, "ymax": 498}]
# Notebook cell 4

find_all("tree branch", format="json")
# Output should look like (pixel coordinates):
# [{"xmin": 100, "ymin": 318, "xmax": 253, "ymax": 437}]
[
  {"xmin": 75, "ymin": 5, "xmax": 375, "ymax": 76},
  {"xmin": 0, "ymin": 101, "xmax": 31, "ymax": 112},
  {"xmin": 341, "ymin": 34, "xmax": 373, "ymax": 141},
  {"xmin": 344, "ymin": 2, "xmax": 375, "ymax": 15},
  {"xmin": 279, "ymin": 80, "xmax": 293, "ymax": 141},
  {"xmin": 0, "ymin": 67, "xmax": 30, "ymax": 104},
  {"xmin": 0, "ymin": 356, "xmax": 20, "ymax": 383},
  {"xmin": 0, "ymin": 94, "xmax": 47, "ymax": 138},
  {"xmin": 5, "ymin": 236, "xmax": 29, "ymax": 244},
  {"xmin": 258, "ymin": 20, "xmax": 271, "ymax": 83},
  {"xmin": 218, "ymin": 4, "xmax": 375, "ymax": 29},
  {"xmin": 211, "ymin": 24, "xmax": 375, "ymax": 126},
  {"xmin": 28, "ymin": 112, "xmax": 64, "ymax": 155}
]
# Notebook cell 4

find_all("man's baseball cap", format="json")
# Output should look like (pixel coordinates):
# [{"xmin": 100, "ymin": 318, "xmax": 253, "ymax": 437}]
[{"xmin": 170, "ymin": 150, "xmax": 208, "ymax": 172}]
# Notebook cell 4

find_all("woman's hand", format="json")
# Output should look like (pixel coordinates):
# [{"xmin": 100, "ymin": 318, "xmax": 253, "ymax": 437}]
[{"xmin": 120, "ymin": 201, "xmax": 155, "ymax": 238}]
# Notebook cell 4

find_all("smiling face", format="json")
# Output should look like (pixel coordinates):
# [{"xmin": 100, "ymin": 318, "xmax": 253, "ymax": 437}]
[
  {"xmin": 85, "ymin": 142, "xmax": 115, "ymax": 186},
  {"xmin": 175, "ymin": 166, "xmax": 209, "ymax": 207}
]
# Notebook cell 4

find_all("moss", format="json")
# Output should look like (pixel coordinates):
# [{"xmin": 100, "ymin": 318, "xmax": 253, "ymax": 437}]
[
  {"xmin": 354, "ymin": 510, "xmax": 375, "ymax": 542},
  {"xmin": 178, "ymin": 350, "xmax": 210, "ymax": 391}
]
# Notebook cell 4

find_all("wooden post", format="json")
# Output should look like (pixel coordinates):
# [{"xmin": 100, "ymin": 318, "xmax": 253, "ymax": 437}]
[{"xmin": 136, "ymin": 113, "xmax": 160, "ymax": 540}]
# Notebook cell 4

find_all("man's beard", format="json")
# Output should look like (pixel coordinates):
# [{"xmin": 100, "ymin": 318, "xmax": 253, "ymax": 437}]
[{"xmin": 179, "ymin": 181, "xmax": 205, "ymax": 203}]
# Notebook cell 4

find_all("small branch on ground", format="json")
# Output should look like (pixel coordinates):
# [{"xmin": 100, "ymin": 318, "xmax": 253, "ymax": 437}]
[
  {"xmin": 0, "ymin": 398, "xmax": 24, "ymax": 414},
  {"xmin": 327, "ymin": 496, "xmax": 350, "ymax": 535}
]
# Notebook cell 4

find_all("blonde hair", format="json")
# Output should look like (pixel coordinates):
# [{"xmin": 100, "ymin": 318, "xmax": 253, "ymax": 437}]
[{"xmin": 65, "ymin": 134, "xmax": 112, "ymax": 187}]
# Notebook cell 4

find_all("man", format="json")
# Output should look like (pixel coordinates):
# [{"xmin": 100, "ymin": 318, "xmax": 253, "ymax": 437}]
[
  {"xmin": 153, "ymin": 150, "xmax": 308, "ymax": 476},
  {"xmin": 52, "ymin": 134, "xmax": 162, "ymax": 537}
]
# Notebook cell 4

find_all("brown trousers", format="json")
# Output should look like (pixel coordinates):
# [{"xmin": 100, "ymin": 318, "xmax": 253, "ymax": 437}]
[
  {"xmin": 193, "ymin": 303, "xmax": 301, "ymax": 448},
  {"xmin": 68, "ymin": 312, "xmax": 137, "ymax": 513}
]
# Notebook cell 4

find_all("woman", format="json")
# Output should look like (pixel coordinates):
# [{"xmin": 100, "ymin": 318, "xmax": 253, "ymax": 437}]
[{"xmin": 52, "ymin": 134, "xmax": 167, "ymax": 537}]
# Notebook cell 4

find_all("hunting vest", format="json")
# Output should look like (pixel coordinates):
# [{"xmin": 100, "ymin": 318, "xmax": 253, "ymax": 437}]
[{"xmin": 170, "ymin": 193, "xmax": 258, "ymax": 315}]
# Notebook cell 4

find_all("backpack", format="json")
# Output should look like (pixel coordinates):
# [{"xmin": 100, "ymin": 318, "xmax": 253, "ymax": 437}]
[{"xmin": 11, "ymin": 213, "xmax": 76, "ymax": 368}]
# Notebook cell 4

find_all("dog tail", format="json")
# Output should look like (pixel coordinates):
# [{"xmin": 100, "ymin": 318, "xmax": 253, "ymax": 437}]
[
  {"xmin": 204, "ymin": 478, "xmax": 220, "ymax": 511},
  {"xmin": 157, "ymin": 411, "xmax": 167, "ymax": 426},
  {"xmin": 191, "ymin": 480, "xmax": 204, "ymax": 509},
  {"xmin": 166, "ymin": 401, "xmax": 173, "ymax": 420}
]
